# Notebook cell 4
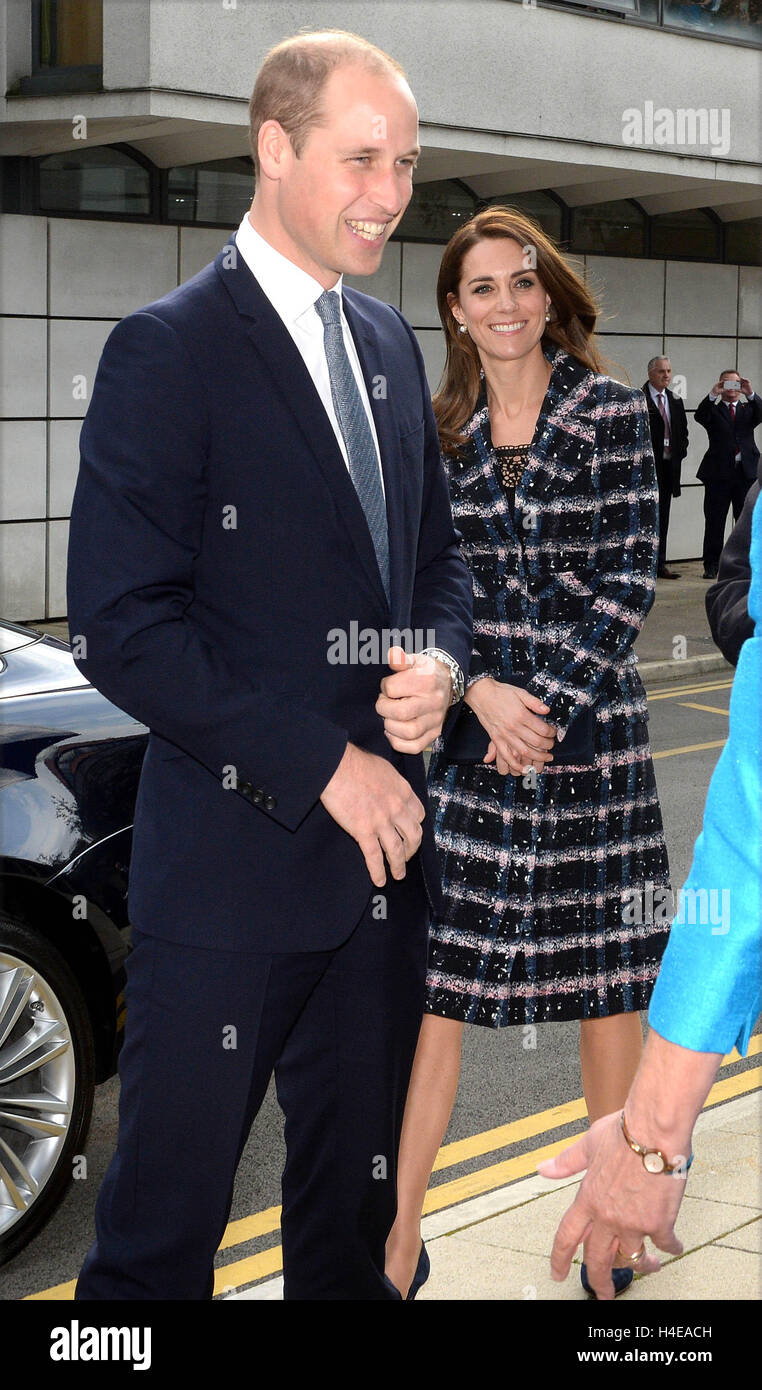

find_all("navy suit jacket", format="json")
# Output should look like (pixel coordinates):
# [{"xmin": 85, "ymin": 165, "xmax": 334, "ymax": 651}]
[
  {"xmin": 66, "ymin": 235, "xmax": 473, "ymax": 951},
  {"xmin": 695, "ymin": 393, "xmax": 762, "ymax": 484}
]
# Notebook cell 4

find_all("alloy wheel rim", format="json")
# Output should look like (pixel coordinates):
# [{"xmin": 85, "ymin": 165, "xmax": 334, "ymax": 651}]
[{"xmin": 0, "ymin": 952, "xmax": 75, "ymax": 1237}]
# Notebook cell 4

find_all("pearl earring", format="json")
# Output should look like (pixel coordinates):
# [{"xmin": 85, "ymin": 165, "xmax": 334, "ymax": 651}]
[
  {"xmin": 545, "ymin": 310, "xmax": 551, "ymax": 322},
  {"xmin": 458, "ymin": 323, "xmax": 467, "ymax": 334}
]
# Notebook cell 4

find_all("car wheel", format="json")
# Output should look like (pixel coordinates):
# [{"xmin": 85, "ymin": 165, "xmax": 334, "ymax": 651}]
[{"xmin": 0, "ymin": 915, "xmax": 95, "ymax": 1267}]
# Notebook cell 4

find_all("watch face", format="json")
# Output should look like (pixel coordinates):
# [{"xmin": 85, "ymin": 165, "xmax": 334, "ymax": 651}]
[{"xmin": 644, "ymin": 1150, "xmax": 666, "ymax": 1174}]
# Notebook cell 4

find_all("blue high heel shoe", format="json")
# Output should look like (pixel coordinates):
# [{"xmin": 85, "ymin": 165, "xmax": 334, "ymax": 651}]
[
  {"xmin": 580, "ymin": 1262, "xmax": 634, "ymax": 1298},
  {"xmin": 383, "ymin": 1241, "xmax": 430, "ymax": 1300},
  {"xmin": 406, "ymin": 1241, "xmax": 430, "ymax": 1301}
]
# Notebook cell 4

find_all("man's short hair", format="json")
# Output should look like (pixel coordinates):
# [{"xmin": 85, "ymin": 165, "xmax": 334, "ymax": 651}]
[
  {"xmin": 720, "ymin": 368, "xmax": 740, "ymax": 380},
  {"xmin": 647, "ymin": 356, "xmax": 670, "ymax": 372},
  {"xmin": 248, "ymin": 30, "xmax": 407, "ymax": 181}
]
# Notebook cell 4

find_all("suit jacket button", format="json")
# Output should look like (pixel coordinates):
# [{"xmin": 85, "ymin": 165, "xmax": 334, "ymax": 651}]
[
  {"xmin": 264, "ymin": 794, "xmax": 277, "ymax": 811},
  {"xmin": 251, "ymin": 787, "xmax": 264, "ymax": 804}
]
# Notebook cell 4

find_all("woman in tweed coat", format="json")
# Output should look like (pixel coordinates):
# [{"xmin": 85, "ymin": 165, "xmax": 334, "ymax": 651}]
[{"xmin": 385, "ymin": 207, "xmax": 672, "ymax": 1300}]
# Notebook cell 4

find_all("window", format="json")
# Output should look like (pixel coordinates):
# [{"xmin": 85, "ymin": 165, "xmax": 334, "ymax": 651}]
[
  {"xmin": 663, "ymin": 0, "xmax": 762, "ymax": 45},
  {"xmin": 38, "ymin": 146, "xmax": 151, "ymax": 216},
  {"xmin": 479, "ymin": 191, "xmax": 564, "ymax": 243},
  {"xmin": 22, "ymin": 0, "xmax": 103, "ymax": 93},
  {"xmin": 650, "ymin": 208, "xmax": 721, "ymax": 260},
  {"xmin": 560, "ymin": 0, "xmax": 641, "ymax": 11},
  {"xmin": 394, "ymin": 180, "xmax": 478, "ymax": 242},
  {"xmin": 570, "ymin": 199, "xmax": 646, "ymax": 256},
  {"xmin": 724, "ymin": 217, "xmax": 762, "ymax": 266},
  {"xmin": 167, "ymin": 158, "xmax": 254, "ymax": 225},
  {"xmin": 522, "ymin": 0, "xmax": 760, "ymax": 44}
]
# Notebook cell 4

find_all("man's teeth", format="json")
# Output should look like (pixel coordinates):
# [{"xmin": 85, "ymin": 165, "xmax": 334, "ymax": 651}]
[
  {"xmin": 490, "ymin": 321, "xmax": 527, "ymax": 334},
  {"xmin": 347, "ymin": 220, "xmax": 386, "ymax": 240}
]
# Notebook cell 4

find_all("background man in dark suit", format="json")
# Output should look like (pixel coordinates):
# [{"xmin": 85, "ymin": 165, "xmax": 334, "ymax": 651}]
[
  {"xmin": 642, "ymin": 356, "xmax": 689, "ymax": 579},
  {"xmin": 67, "ymin": 30, "xmax": 472, "ymax": 1301},
  {"xmin": 695, "ymin": 369, "xmax": 761, "ymax": 578}
]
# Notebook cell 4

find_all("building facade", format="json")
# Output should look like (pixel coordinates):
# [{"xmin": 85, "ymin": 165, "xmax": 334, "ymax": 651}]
[{"xmin": 1, "ymin": 0, "xmax": 760, "ymax": 619}]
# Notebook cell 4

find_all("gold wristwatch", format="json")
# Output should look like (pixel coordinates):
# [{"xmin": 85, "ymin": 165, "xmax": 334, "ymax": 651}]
[{"xmin": 620, "ymin": 1110, "xmax": 694, "ymax": 1175}]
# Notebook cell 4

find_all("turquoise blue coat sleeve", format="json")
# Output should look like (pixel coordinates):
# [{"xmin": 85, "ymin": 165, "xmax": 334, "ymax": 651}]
[{"xmin": 648, "ymin": 492, "xmax": 762, "ymax": 1056}]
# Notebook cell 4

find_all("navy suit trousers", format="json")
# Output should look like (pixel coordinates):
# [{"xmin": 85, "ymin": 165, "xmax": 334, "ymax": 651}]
[{"xmin": 75, "ymin": 857, "xmax": 430, "ymax": 1300}]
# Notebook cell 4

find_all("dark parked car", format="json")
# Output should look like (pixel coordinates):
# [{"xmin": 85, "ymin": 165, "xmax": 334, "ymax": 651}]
[{"xmin": 0, "ymin": 619, "xmax": 146, "ymax": 1266}]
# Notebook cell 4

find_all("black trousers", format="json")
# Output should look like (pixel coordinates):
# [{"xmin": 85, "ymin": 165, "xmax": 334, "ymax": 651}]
[
  {"xmin": 75, "ymin": 858, "xmax": 430, "ymax": 1300},
  {"xmin": 656, "ymin": 467, "xmax": 673, "ymax": 569},
  {"xmin": 702, "ymin": 474, "xmax": 753, "ymax": 570}
]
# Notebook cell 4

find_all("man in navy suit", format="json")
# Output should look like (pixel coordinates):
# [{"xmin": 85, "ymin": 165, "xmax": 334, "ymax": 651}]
[
  {"xmin": 67, "ymin": 30, "xmax": 472, "ymax": 1300},
  {"xmin": 695, "ymin": 369, "xmax": 761, "ymax": 578}
]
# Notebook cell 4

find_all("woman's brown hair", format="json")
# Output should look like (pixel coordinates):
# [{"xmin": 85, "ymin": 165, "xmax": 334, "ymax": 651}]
[{"xmin": 433, "ymin": 206, "xmax": 613, "ymax": 455}]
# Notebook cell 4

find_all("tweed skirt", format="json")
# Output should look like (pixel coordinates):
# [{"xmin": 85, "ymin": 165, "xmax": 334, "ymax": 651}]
[{"xmin": 424, "ymin": 709, "xmax": 672, "ymax": 1028}]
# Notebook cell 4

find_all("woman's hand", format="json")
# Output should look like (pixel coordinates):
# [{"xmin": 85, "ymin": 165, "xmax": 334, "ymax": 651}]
[{"xmin": 465, "ymin": 677, "xmax": 556, "ymax": 776}]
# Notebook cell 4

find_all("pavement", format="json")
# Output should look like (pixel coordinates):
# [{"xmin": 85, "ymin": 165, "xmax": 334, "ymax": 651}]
[{"xmin": 632, "ymin": 558, "xmax": 735, "ymax": 688}]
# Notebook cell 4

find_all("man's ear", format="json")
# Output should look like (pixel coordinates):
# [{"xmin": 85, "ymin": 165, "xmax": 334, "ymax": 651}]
[{"xmin": 257, "ymin": 119, "xmax": 291, "ymax": 180}]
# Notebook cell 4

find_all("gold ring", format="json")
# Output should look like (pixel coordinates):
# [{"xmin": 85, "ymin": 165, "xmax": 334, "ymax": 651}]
[{"xmin": 617, "ymin": 1241, "xmax": 646, "ymax": 1265}]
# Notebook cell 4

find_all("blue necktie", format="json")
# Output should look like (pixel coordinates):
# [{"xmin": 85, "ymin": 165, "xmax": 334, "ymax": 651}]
[{"xmin": 314, "ymin": 289, "xmax": 390, "ymax": 605}]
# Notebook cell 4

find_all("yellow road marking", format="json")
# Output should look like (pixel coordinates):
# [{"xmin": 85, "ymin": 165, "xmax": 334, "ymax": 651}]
[
  {"xmin": 213, "ymin": 1244, "xmax": 283, "ymax": 1297},
  {"xmin": 704, "ymin": 1066, "xmax": 762, "ymax": 1107},
  {"xmin": 25, "ymin": 1047, "xmax": 760, "ymax": 1299},
  {"xmin": 432, "ymin": 1036, "xmax": 761, "ymax": 1170},
  {"xmin": 25, "ymin": 1279, "xmax": 76, "ymax": 1301},
  {"xmin": 218, "ymin": 1204, "xmax": 281, "ymax": 1250},
  {"xmin": 678, "ymin": 702, "xmax": 729, "ymax": 716},
  {"xmin": 647, "ymin": 680, "xmax": 732, "ymax": 701},
  {"xmin": 652, "ymin": 739, "xmax": 727, "ymax": 760},
  {"xmin": 433, "ymin": 1097, "xmax": 587, "ymax": 1171}
]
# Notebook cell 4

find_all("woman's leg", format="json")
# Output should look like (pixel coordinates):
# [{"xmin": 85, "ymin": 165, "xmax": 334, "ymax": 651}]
[
  {"xmin": 579, "ymin": 1011, "xmax": 644, "ymax": 1270},
  {"xmin": 579, "ymin": 1011, "xmax": 644, "ymax": 1124},
  {"xmin": 385, "ymin": 1012, "xmax": 464, "ymax": 1297}
]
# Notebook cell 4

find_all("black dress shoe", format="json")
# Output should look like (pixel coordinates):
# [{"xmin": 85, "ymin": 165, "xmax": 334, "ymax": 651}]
[
  {"xmin": 657, "ymin": 566, "xmax": 681, "ymax": 579},
  {"xmin": 703, "ymin": 567, "xmax": 718, "ymax": 579}
]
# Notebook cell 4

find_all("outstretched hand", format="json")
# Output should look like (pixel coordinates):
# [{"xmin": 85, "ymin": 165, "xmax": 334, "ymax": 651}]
[{"xmin": 536, "ymin": 1110, "xmax": 687, "ymax": 1301}]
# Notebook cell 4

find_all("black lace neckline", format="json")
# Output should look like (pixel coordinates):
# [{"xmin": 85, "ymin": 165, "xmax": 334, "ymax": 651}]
[{"xmin": 494, "ymin": 442, "xmax": 531, "ymax": 490}]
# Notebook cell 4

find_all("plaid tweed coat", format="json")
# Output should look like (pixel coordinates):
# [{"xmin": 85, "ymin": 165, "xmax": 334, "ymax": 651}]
[{"xmin": 425, "ymin": 345, "xmax": 672, "ymax": 1027}]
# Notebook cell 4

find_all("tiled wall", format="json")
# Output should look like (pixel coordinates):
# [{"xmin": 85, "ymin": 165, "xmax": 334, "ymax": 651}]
[{"xmin": 1, "ymin": 213, "xmax": 761, "ymax": 620}]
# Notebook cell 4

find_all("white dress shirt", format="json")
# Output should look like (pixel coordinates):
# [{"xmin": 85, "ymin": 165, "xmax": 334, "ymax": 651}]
[{"xmin": 233, "ymin": 211, "xmax": 385, "ymax": 497}]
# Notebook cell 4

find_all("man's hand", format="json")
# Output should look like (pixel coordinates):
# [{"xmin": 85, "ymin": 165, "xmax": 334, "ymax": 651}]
[
  {"xmin": 740, "ymin": 377, "xmax": 753, "ymax": 397},
  {"xmin": 375, "ymin": 645, "xmax": 452, "ymax": 754},
  {"xmin": 319, "ymin": 741, "xmax": 425, "ymax": 887}
]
